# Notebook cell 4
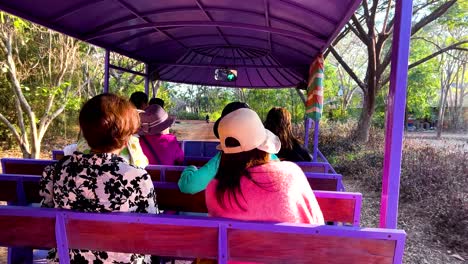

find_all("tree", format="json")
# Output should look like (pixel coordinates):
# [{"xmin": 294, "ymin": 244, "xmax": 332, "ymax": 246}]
[
  {"xmin": 436, "ymin": 50, "xmax": 467, "ymax": 137},
  {"xmin": 328, "ymin": 0, "xmax": 467, "ymax": 142},
  {"xmin": 0, "ymin": 14, "xmax": 84, "ymax": 158}
]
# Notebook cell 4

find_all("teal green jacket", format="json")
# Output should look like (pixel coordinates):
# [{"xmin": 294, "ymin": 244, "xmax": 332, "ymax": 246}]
[{"xmin": 178, "ymin": 152, "xmax": 278, "ymax": 194}]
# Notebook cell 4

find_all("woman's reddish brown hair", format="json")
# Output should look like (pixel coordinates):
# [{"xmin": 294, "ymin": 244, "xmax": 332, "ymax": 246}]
[{"xmin": 79, "ymin": 93, "xmax": 139, "ymax": 152}]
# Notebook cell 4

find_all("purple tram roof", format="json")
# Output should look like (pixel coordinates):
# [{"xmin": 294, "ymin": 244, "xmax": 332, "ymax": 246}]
[{"xmin": 0, "ymin": 0, "xmax": 361, "ymax": 88}]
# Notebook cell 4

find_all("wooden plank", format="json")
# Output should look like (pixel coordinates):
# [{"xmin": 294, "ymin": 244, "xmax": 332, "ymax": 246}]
[
  {"xmin": 2, "ymin": 159, "xmax": 53, "ymax": 175},
  {"xmin": 183, "ymin": 156, "xmax": 210, "ymax": 167},
  {"xmin": 0, "ymin": 215, "xmax": 56, "ymax": 248},
  {"xmin": 228, "ymin": 230, "xmax": 396, "ymax": 264},
  {"xmin": 299, "ymin": 164, "xmax": 327, "ymax": 173},
  {"xmin": 165, "ymin": 169, "xmax": 184, "ymax": 182},
  {"xmin": 316, "ymin": 196, "xmax": 354, "ymax": 224},
  {"xmin": 66, "ymin": 219, "xmax": 217, "ymax": 259},
  {"xmin": 23, "ymin": 180, "xmax": 42, "ymax": 203},
  {"xmin": 0, "ymin": 180, "xmax": 17, "ymax": 202},
  {"xmin": 146, "ymin": 168, "xmax": 161, "ymax": 181},
  {"xmin": 157, "ymin": 188, "xmax": 208, "ymax": 213},
  {"xmin": 308, "ymin": 178, "xmax": 337, "ymax": 191}
]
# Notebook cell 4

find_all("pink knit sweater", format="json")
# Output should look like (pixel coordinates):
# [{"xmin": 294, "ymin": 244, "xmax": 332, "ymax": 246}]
[{"xmin": 205, "ymin": 161, "xmax": 324, "ymax": 225}]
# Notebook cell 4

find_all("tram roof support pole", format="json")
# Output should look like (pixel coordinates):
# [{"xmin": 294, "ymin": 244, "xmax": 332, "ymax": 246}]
[
  {"xmin": 379, "ymin": 0, "xmax": 413, "ymax": 229},
  {"xmin": 103, "ymin": 50, "xmax": 110, "ymax": 93},
  {"xmin": 145, "ymin": 63, "xmax": 150, "ymax": 96},
  {"xmin": 312, "ymin": 120, "xmax": 319, "ymax": 162}
]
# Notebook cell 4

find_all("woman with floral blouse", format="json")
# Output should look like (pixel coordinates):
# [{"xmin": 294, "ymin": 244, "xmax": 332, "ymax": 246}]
[{"xmin": 40, "ymin": 93, "xmax": 158, "ymax": 264}]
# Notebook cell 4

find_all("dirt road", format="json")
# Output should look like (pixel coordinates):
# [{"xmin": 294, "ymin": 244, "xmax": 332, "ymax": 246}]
[{"xmin": 172, "ymin": 120, "xmax": 218, "ymax": 141}]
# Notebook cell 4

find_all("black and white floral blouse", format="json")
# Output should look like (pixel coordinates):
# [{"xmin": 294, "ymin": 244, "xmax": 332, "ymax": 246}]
[{"xmin": 40, "ymin": 152, "xmax": 158, "ymax": 264}]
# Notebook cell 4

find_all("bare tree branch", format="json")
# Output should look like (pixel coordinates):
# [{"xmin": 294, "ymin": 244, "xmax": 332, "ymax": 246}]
[
  {"xmin": 324, "ymin": 26, "xmax": 352, "ymax": 58},
  {"xmin": 411, "ymin": 0, "xmax": 457, "ymax": 36},
  {"xmin": 368, "ymin": 0, "xmax": 380, "ymax": 32},
  {"xmin": 381, "ymin": 0, "xmax": 393, "ymax": 34},
  {"xmin": 351, "ymin": 15, "xmax": 370, "ymax": 43},
  {"xmin": 409, "ymin": 40, "xmax": 468, "ymax": 69},
  {"xmin": 329, "ymin": 46, "xmax": 366, "ymax": 90}
]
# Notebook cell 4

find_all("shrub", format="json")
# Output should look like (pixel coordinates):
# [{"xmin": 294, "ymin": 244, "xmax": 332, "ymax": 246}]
[{"xmin": 319, "ymin": 121, "xmax": 468, "ymax": 253}]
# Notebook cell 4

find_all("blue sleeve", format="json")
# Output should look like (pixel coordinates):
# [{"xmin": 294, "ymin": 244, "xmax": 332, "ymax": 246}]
[
  {"xmin": 270, "ymin": 153, "xmax": 279, "ymax": 161},
  {"xmin": 178, "ymin": 152, "xmax": 221, "ymax": 194}
]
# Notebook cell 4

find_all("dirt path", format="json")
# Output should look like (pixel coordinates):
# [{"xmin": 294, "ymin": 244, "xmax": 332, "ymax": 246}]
[{"xmin": 172, "ymin": 120, "xmax": 218, "ymax": 141}]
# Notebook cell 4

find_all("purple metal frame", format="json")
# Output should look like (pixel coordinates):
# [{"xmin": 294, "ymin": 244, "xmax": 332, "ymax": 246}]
[
  {"xmin": 303, "ymin": 118, "xmax": 321, "ymax": 163},
  {"xmin": 303, "ymin": 117, "xmax": 311, "ymax": 150},
  {"xmin": 109, "ymin": 64, "xmax": 146, "ymax": 77},
  {"xmin": 86, "ymin": 21, "xmax": 326, "ymax": 45},
  {"xmin": 313, "ymin": 120, "xmax": 320, "ymax": 162},
  {"xmin": 103, "ymin": 50, "xmax": 110, "ymax": 93},
  {"xmin": 379, "ymin": 0, "xmax": 413, "ymax": 229},
  {"xmin": 144, "ymin": 63, "xmax": 150, "ymax": 95},
  {"xmin": 55, "ymin": 213, "xmax": 71, "ymax": 263}
]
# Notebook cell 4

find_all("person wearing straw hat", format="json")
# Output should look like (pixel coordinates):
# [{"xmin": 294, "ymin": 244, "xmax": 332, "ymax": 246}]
[
  {"xmin": 205, "ymin": 108, "xmax": 324, "ymax": 225},
  {"xmin": 138, "ymin": 104, "xmax": 184, "ymax": 165}
]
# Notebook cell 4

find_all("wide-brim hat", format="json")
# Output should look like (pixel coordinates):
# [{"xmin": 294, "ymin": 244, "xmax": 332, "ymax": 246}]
[
  {"xmin": 213, "ymin": 102, "xmax": 250, "ymax": 139},
  {"xmin": 138, "ymin": 104, "xmax": 175, "ymax": 136},
  {"xmin": 216, "ymin": 108, "xmax": 281, "ymax": 154}
]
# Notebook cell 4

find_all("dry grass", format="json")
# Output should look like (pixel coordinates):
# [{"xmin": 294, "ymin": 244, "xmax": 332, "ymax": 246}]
[{"xmin": 319, "ymin": 122, "xmax": 468, "ymax": 263}]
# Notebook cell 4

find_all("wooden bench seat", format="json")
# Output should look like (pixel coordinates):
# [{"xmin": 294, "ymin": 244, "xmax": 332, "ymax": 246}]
[
  {"xmin": 2, "ymin": 158, "xmax": 344, "ymax": 191},
  {"xmin": 0, "ymin": 174, "xmax": 360, "ymax": 226},
  {"xmin": 0, "ymin": 206, "xmax": 405, "ymax": 264}
]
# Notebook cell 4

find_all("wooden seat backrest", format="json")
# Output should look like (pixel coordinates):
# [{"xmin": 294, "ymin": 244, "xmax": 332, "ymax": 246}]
[
  {"xmin": 2, "ymin": 158, "xmax": 55, "ymax": 175},
  {"xmin": 0, "ymin": 175, "xmax": 360, "ymax": 225},
  {"xmin": 0, "ymin": 206, "xmax": 405, "ymax": 264},
  {"xmin": 227, "ymin": 223, "xmax": 405, "ymax": 264},
  {"xmin": 2, "ymin": 158, "xmax": 342, "ymax": 191},
  {"xmin": 66, "ymin": 213, "xmax": 218, "ymax": 259},
  {"xmin": 0, "ymin": 207, "xmax": 56, "ymax": 249}
]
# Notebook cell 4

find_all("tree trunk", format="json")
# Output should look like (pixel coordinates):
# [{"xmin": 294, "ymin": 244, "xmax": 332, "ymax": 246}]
[
  {"xmin": 355, "ymin": 89, "xmax": 375, "ymax": 142},
  {"xmin": 355, "ymin": 55, "xmax": 378, "ymax": 143},
  {"xmin": 436, "ymin": 69, "xmax": 451, "ymax": 139}
]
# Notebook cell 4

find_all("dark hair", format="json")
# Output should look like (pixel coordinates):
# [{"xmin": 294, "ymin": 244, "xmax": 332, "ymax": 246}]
[
  {"xmin": 264, "ymin": 107, "xmax": 301, "ymax": 151},
  {"xmin": 149, "ymin": 97, "xmax": 165, "ymax": 108},
  {"xmin": 213, "ymin": 102, "xmax": 250, "ymax": 138},
  {"xmin": 215, "ymin": 147, "xmax": 270, "ymax": 210},
  {"xmin": 129, "ymin": 91, "xmax": 149, "ymax": 110},
  {"xmin": 79, "ymin": 93, "xmax": 139, "ymax": 153}
]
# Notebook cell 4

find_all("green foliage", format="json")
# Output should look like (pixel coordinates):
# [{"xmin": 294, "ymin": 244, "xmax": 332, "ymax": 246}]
[{"xmin": 156, "ymin": 82, "xmax": 175, "ymax": 110}]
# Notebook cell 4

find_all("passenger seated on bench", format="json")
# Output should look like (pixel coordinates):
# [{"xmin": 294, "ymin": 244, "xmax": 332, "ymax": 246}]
[
  {"xmin": 40, "ymin": 93, "xmax": 158, "ymax": 264},
  {"xmin": 178, "ymin": 102, "xmax": 279, "ymax": 194},
  {"xmin": 205, "ymin": 108, "xmax": 324, "ymax": 225},
  {"xmin": 264, "ymin": 107, "xmax": 312, "ymax": 162},
  {"xmin": 138, "ymin": 104, "xmax": 184, "ymax": 165},
  {"xmin": 130, "ymin": 91, "xmax": 149, "ymax": 111},
  {"xmin": 74, "ymin": 133, "xmax": 149, "ymax": 168},
  {"xmin": 149, "ymin": 97, "xmax": 165, "ymax": 108}
]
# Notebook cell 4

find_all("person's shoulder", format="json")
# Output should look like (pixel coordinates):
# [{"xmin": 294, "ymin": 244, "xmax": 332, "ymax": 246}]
[
  {"xmin": 163, "ymin": 133, "xmax": 178, "ymax": 140},
  {"xmin": 263, "ymin": 160, "xmax": 301, "ymax": 170},
  {"xmin": 250, "ymin": 161, "xmax": 303, "ymax": 176},
  {"xmin": 119, "ymin": 161, "xmax": 147, "ymax": 174},
  {"xmin": 205, "ymin": 178, "xmax": 218, "ymax": 193}
]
